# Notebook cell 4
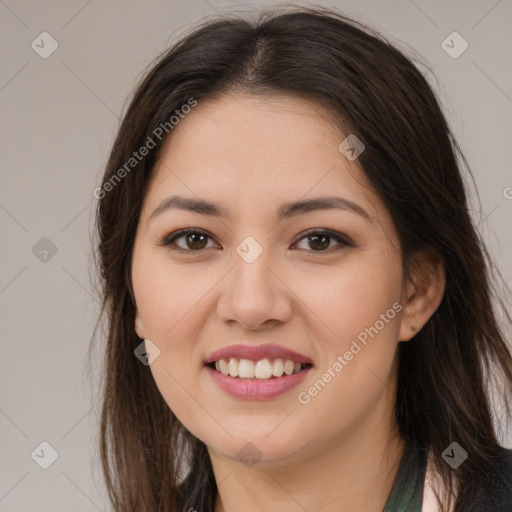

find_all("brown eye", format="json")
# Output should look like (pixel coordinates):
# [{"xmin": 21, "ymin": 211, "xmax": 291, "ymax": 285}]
[
  {"xmin": 182, "ymin": 232, "xmax": 209, "ymax": 250},
  {"xmin": 307, "ymin": 233, "xmax": 331, "ymax": 251},
  {"xmin": 160, "ymin": 229, "xmax": 218, "ymax": 252},
  {"xmin": 293, "ymin": 230, "xmax": 351, "ymax": 252}
]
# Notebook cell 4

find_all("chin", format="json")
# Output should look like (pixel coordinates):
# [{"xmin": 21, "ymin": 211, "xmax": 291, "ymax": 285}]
[{"xmin": 202, "ymin": 425, "xmax": 310, "ymax": 467}]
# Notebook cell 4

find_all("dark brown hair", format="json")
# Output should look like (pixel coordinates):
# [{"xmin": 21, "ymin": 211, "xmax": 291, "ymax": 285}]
[{"xmin": 92, "ymin": 5, "xmax": 512, "ymax": 511}]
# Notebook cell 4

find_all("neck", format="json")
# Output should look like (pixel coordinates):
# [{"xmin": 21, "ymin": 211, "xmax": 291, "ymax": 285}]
[{"xmin": 209, "ymin": 394, "xmax": 406, "ymax": 512}]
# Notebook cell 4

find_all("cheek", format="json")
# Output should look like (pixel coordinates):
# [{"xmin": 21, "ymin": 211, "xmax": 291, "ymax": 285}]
[
  {"xmin": 290, "ymin": 253, "xmax": 404, "ymax": 416},
  {"xmin": 132, "ymin": 250, "xmax": 212, "ymax": 342},
  {"xmin": 290, "ymin": 252, "xmax": 403, "ymax": 351},
  {"xmin": 131, "ymin": 249, "xmax": 207, "ymax": 414},
  {"xmin": 296, "ymin": 256, "xmax": 403, "ymax": 409},
  {"xmin": 131, "ymin": 249, "xmax": 216, "ymax": 409},
  {"xmin": 132, "ymin": 254, "xmax": 214, "ymax": 439}
]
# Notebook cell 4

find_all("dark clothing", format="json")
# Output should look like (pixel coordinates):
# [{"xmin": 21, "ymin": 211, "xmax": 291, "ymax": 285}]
[{"xmin": 383, "ymin": 443, "xmax": 512, "ymax": 511}]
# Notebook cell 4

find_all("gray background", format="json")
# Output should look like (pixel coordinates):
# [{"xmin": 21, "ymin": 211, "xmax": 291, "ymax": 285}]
[{"xmin": 1, "ymin": 0, "xmax": 511, "ymax": 510}]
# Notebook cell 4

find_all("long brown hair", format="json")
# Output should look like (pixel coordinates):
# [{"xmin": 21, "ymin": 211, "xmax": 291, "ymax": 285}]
[{"xmin": 91, "ymin": 5, "xmax": 512, "ymax": 511}]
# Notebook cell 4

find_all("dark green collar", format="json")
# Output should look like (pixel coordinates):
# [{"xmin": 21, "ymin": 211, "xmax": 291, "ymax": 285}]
[{"xmin": 382, "ymin": 442, "xmax": 427, "ymax": 512}]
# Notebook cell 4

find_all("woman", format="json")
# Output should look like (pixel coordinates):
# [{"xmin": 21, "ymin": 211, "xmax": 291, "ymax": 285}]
[{"xmin": 93, "ymin": 5, "xmax": 512, "ymax": 511}]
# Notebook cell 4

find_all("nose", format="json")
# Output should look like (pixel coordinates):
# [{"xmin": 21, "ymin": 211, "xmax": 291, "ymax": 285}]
[{"xmin": 216, "ymin": 245, "xmax": 293, "ymax": 330}]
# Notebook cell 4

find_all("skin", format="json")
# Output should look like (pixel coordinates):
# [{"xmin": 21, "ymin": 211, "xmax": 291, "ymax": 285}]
[{"xmin": 131, "ymin": 93, "xmax": 445, "ymax": 512}]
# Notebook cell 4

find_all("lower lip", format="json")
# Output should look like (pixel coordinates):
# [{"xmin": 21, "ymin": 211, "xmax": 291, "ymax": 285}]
[{"xmin": 205, "ymin": 365, "xmax": 312, "ymax": 400}]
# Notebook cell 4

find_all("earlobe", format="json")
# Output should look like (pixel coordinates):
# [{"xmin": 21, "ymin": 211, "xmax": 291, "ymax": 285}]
[
  {"xmin": 134, "ymin": 308, "xmax": 145, "ymax": 339},
  {"xmin": 398, "ymin": 251, "xmax": 446, "ymax": 342}
]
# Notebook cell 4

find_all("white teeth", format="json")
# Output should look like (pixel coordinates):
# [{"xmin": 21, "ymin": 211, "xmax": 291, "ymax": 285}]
[
  {"xmin": 283, "ymin": 360, "xmax": 295, "ymax": 375},
  {"xmin": 228, "ymin": 357, "xmax": 239, "ymax": 377},
  {"xmin": 238, "ymin": 359, "xmax": 255, "ymax": 379},
  {"xmin": 213, "ymin": 357, "xmax": 307, "ymax": 379},
  {"xmin": 272, "ymin": 358, "xmax": 284, "ymax": 377},
  {"xmin": 219, "ymin": 359, "xmax": 229, "ymax": 376},
  {"xmin": 255, "ymin": 358, "xmax": 273, "ymax": 379}
]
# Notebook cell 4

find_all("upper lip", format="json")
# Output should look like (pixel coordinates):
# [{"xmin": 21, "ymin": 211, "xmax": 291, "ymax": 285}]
[{"xmin": 205, "ymin": 344, "xmax": 313, "ymax": 365}]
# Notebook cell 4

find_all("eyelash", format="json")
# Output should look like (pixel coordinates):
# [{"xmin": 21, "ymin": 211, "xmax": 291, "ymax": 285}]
[{"xmin": 158, "ymin": 228, "xmax": 353, "ymax": 255}]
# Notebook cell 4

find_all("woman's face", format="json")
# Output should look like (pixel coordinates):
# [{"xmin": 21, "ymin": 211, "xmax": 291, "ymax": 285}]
[{"xmin": 131, "ymin": 93, "xmax": 411, "ymax": 466}]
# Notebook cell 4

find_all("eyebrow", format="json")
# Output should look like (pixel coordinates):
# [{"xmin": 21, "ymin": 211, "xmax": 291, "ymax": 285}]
[{"xmin": 149, "ymin": 194, "xmax": 372, "ymax": 223}]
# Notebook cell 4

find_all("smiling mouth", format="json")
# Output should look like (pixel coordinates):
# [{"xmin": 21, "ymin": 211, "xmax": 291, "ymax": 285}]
[{"xmin": 207, "ymin": 357, "xmax": 313, "ymax": 380}]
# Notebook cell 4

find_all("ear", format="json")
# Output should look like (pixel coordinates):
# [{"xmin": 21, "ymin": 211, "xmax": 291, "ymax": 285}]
[
  {"xmin": 134, "ymin": 307, "xmax": 146, "ymax": 339},
  {"xmin": 398, "ymin": 248, "xmax": 446, "ymax": 342}
]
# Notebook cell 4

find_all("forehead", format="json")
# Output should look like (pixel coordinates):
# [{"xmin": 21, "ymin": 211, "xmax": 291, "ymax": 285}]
[
  {"xmin": 143, "ymin": 93, "xmax": 385, "ymax": 225},
  {"xmin": 156, "ymin": 93, "xmax": 348, "ymax": 171}
]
